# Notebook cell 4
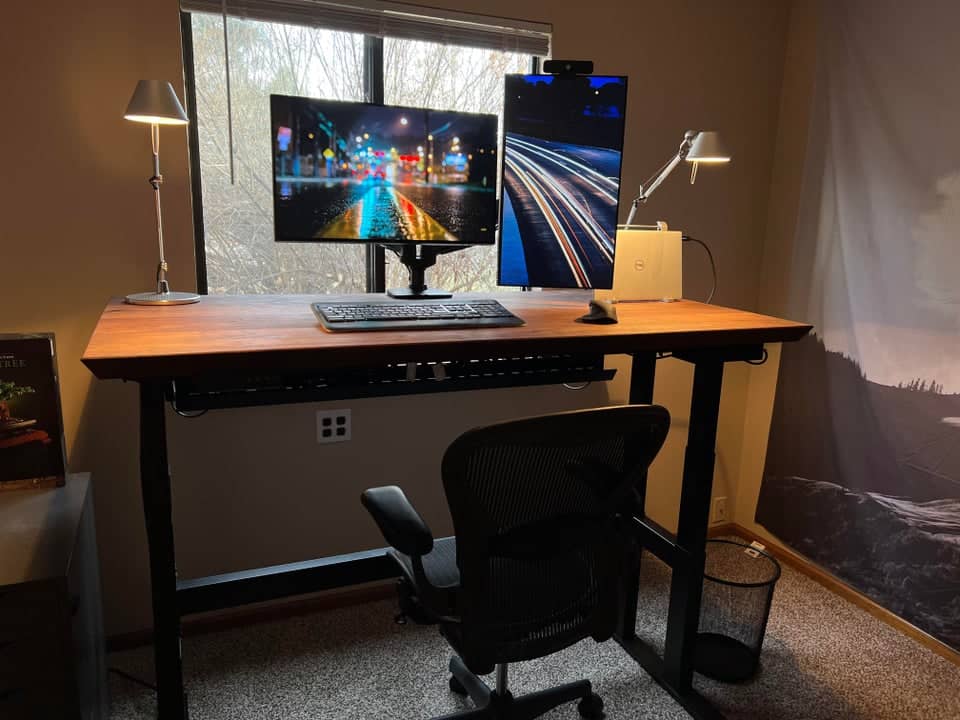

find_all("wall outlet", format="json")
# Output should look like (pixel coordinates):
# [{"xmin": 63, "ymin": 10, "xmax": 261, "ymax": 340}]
[
  {"xmin": 711, "ymin": 496, "xmax": 728, "ymax": 523},
  {"xmin": 317, "ymin": 409, "xmax": 351, "ymax": 444}
]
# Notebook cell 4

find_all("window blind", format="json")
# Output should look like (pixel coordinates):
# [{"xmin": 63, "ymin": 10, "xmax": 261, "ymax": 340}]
[{"xmin": 180, "ymin": 0, "xmax": 551, "ymax": 55}]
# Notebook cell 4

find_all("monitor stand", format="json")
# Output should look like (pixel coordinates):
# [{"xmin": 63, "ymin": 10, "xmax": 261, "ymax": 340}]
[{"xmin": 385, "ymin": 244, "xmax": 463, "ymax": 299}]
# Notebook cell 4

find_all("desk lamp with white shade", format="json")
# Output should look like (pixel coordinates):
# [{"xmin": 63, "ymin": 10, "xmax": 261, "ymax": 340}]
[
  {"xmin": 123, "ymin": 80, "xmax": 200, "ymax": 305},
  {"xmin": 601, "ymin": 131, "xmax": 730, "ymax": 305},
  {"xmin": 623, "ymin": 130, "xmax": 731, "ymax": 228}
]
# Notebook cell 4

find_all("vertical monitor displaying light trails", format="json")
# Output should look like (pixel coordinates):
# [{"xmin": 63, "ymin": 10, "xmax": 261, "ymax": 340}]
[
  {"xmin": 498, "ymin": 74, "xmax": 628, "ymax": 289},
  {"xmin": 271, "ymin": 95, "xmax": 499, "ymax": 245}
]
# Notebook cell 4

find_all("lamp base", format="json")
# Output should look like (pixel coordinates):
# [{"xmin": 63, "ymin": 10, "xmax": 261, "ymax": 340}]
[{"xmin": 125, "ymin": 290, "xmax": 201, "ymax": 306}]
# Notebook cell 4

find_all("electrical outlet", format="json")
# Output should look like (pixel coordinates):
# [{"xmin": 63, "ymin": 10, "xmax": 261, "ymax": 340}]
[
  {"xmin": 317, "ymin": 409, "xmax": 351, "ymax": 444},
  {"xmin": 711, "ymin": 496, "xmax": 727, "ymax": 523}
]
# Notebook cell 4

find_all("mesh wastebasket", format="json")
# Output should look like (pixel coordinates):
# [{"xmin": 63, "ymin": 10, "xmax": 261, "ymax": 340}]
[{"xmin": 694, "ymin": 539, "xmax": 781, "ymax": 682}]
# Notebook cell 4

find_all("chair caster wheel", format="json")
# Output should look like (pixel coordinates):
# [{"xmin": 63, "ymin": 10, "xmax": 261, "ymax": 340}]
[
  {"xmin": 449, "ymin": 675, "xmax": 468, "ymax": 695},
  {"xmin": 578, "ymin": 692, "xmax": 604, "ymax": 719}
]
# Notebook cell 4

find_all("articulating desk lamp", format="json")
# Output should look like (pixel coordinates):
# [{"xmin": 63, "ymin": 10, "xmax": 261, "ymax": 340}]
[
  {"xmin": 598, "ymin": 131, "xmax": 730, "ymax": 305},
  {"xmin": 123, "ymin": 80, "xmax": 200, "ymax": 305},
  {"xmin": 623, "ymin": 130, "xmax": 731, "ymax": 228}
]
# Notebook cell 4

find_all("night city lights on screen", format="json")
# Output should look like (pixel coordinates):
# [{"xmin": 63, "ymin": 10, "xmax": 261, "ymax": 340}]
[
  {"xmin": 271, "ymin": 95, "xmax": 498, "ymax": 245},
  {"xmin": 498, "ymin": 74, "xmax": 628, "ymax": 289}
]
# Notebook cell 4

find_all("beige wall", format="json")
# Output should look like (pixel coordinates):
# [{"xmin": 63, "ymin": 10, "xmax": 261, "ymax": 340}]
[
  {"xmin": 731, "ymin": 0, "xmax": 820, "ymax": 540},
  {"xmin": 1, "ymin": 0, "xmax": 795, "ymax": 635},
  {"xmin": 1, "ymin": 0, "xmax": 197, "ymax": 635}
]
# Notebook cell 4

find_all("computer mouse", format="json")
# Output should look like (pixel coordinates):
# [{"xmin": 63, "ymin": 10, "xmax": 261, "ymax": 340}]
[{"xmin": 577, "ymin": 299, "xmax": 618, "ymax": 324}]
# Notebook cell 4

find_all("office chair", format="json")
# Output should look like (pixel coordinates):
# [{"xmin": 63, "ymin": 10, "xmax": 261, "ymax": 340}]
[{"xmin": 362, "ymin": 404, "xmax": 670, "ymax": 720}]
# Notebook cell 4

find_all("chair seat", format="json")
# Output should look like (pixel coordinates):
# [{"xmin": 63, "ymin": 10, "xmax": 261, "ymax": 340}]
[{"xmin": 390, "ymin": 536, "xmax": 460, "ymax": 589}]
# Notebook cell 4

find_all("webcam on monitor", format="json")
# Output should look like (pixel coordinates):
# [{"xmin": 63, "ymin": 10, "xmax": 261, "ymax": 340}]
[{"xmin": 542, "ymin": 59, "xmax": 594, "ymax": 75}]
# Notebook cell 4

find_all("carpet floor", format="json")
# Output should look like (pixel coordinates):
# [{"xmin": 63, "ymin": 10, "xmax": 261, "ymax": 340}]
[{"xmin": 108, "ymin": 552, "xmax": 960, "ymax": 719}]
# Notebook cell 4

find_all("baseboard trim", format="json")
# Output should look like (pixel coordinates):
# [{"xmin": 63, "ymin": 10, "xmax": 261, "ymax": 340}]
[
  {"xmin": 707, "ymin": 522, "xmax": 736, "ymax": 538},
  {"xmin": 722, "ymin": 523, "xmax": 960, "ymax": 667},
  {"xmin": 107, "ymin": 580, "xmax": 396, "ymax": 652}
]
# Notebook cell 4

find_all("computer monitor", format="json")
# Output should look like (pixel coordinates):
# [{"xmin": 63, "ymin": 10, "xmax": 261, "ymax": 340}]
[
  {"xmin": 498, "ymin": 74, "xmax": 628, "ymax": 290},
  {"xmin": 273, "ymin": 94, "xmax": 503, "ymax": 295}
]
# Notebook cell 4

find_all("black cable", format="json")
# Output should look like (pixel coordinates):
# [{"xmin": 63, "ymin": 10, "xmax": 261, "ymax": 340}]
[
  {"xmin": 170, "ymin": 381, "xmax": 209, "ymax": 418},
  {"xmin": 173, "ymin": 407, "xmax": 208, "ymax": 418},
  {"xmin": 109, "ymin": 667, "xmax": 157, "ymax": 692},
  {"xmin": 745, "ymin": 348, "xmax": 769, "ymax": 366},
  {"xmin": 681, "ymin": 235, "xmax": 718, "ymax": 304}
]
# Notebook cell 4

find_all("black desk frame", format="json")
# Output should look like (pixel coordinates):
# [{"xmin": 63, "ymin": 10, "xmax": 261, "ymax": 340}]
[{"xmin": 138, "ymin": 344, "xmax": 763, "ymax": 720}]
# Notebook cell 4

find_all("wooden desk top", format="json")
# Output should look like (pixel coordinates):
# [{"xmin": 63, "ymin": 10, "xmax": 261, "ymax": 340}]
[{"xmin": 82, "ymin": 292, "xmax": 811, "ymax": 380}]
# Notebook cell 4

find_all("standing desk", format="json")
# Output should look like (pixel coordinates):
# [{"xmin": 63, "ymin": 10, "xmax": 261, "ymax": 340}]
[{"xmin": 82, "ymin": 292, "xmax": 810, "ymax": 720}]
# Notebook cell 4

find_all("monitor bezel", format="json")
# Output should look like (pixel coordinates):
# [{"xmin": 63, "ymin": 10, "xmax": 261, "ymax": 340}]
[
  {"xmin": 270, "ymin": 93, "xmax": 500, "ymax": 247},
  {"xmin": 496, "ymin": 74, "xmax": 629, "ymax": 290}
]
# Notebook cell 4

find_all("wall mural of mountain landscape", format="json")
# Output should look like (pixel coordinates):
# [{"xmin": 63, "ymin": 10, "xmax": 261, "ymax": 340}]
[
  {"xmin": 758, "ymin": 334, "xmax": 960, "ymax": 649},
  {"xmin": 756, "ymin": 1, "xmax": 960, "ymax": 653}
]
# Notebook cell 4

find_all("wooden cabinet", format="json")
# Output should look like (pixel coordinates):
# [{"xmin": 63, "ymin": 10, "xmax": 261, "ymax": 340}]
[{"xmin": 0, "ymin": 474, "xmax": 107, "ymax": 719}]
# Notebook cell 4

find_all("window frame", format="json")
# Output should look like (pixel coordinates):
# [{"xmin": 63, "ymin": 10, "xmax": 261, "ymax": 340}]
[{"xmin": 180, "ymin": 10, "xmax": 539, "ymax": 295}]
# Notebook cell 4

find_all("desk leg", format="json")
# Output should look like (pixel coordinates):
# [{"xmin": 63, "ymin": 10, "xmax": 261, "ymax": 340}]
[
  {"xmin": 663, "ymin": 359, "xmax": 724, "ymax": 692},
  {"xmin": 139, "ymin": 382, "xmax": 187, "ymax": 720},
  {"xmin": 619, "ymin": 352, "xmax": 657, "ymax": 639}
]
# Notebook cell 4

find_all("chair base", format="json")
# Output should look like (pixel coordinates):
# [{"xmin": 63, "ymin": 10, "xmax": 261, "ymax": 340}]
[{"xmin": 432, "ymin": 656, "xmax": 604, "ymax": 720}]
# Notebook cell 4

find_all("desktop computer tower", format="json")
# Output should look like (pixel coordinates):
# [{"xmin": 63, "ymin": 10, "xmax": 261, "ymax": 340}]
[{"xmin": 594, "ymin": 228, "xmax": 683, "ymax": 303}]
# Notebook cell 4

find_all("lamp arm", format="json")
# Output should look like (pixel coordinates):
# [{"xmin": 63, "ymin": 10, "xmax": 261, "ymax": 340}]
[
  {"xmin": 149, "ymin": 123, "xmax": 169, "ymax": 295},
  {"xmin": 623, "ymin": 131, "xmax": 698, "ymax": 227}
]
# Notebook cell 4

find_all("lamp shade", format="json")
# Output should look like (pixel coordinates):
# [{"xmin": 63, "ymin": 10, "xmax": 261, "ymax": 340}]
[
  {"xmin": 687, "ymin": 131, "xmax": 730, "ymax": 163},
  {"xmin": 124, "ymin": 80, "xmax": 188, "ymax": 125}
]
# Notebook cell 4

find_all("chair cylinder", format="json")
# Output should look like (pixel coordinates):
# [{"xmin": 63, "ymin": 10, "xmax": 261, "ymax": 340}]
[{"xmin": 496, "ymin": 663, "xmax": 509, "ymax": 694}]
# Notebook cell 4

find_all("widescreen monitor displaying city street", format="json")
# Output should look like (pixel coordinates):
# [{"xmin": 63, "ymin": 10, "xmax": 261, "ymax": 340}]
[
  {"xmin": 498, "ymin": 75, "xmax": 628, "ymax": 289},
  {"xmin": 271, "ymin": 95, "xmax": 498, "ymax": 245}
]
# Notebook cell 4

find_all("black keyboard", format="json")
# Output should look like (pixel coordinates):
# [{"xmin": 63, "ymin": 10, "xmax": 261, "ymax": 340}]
[{"xmin": 313, "ymin": 299, "xmax": 524, "ymax": 332}]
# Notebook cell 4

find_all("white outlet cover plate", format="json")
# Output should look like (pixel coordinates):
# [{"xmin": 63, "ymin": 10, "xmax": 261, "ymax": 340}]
[
  {"xmin": 712, "ymin": 497, "xmax": 727, "ymax": 522},
  {"xmin": 317, "ymin": 409, "xmax": 351, "ymax": 443}
]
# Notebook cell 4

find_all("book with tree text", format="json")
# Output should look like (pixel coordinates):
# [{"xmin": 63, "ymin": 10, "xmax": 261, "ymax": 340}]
[{"xmin": 0, "ymin": 334, "xmax": 66, "ymax": 488}]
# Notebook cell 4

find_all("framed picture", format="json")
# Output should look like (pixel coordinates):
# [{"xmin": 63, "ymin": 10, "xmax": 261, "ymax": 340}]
[{"xmin": 0, "ymin": 334, "xmax": 67, "ymax": 489}]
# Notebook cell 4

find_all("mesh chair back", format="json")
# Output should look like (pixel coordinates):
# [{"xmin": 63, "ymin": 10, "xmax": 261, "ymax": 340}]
[{"xmin": 441, "ymin": 405, "xmax": 669, "ymax": 668}]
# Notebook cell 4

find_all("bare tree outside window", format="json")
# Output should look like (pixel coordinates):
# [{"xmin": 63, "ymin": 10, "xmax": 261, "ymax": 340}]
[
  {"xmin": 384, "ymin": 39, "xmax": 529, "ymax": 293},
  {"xmin": 191, "ymin": 14, "xmax": 533, "ymax": 295},
  {"xmin": 192, "ymin": 14, "xmax": 366, "ymax": 294}
]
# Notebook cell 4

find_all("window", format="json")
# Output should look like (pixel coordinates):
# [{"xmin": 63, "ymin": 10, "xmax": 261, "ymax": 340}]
[
  {"xmin": 182, "ymin": 4, "xmax": 547, "ymax": 295},
  {"xmin": 383, "ymin": 38, "xmax": 529, "ymax": 292}
]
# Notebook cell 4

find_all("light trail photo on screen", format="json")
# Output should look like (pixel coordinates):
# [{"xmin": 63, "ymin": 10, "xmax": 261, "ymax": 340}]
[
  {"xmin": 498, "ymin": 74, "xmax": 627, "ymax": 289},
  {"xmin": 271, "ymin": 95, "xmax": 498, "ymax": 245}
]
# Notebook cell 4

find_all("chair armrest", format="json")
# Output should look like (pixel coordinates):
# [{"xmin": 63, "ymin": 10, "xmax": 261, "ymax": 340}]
[{"xmin": 361, "ymin": 485, "xmax": 434, "ymax": 556}]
